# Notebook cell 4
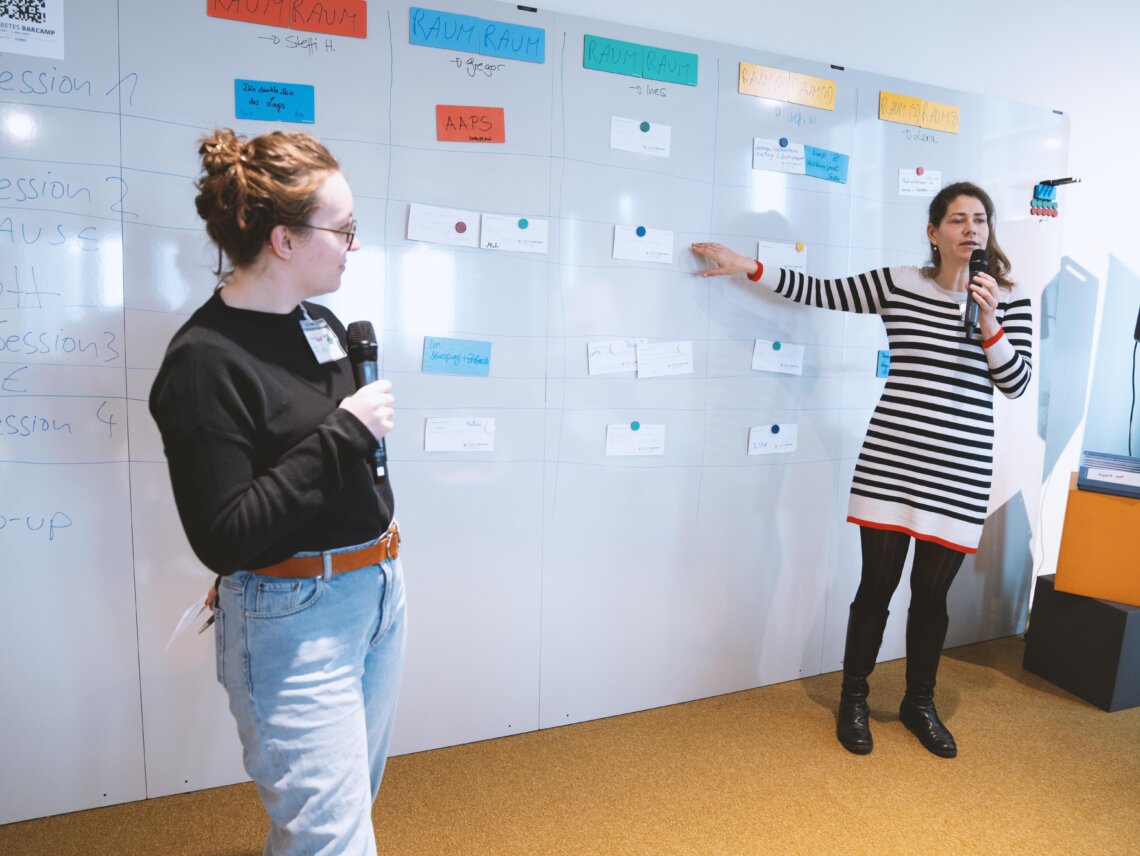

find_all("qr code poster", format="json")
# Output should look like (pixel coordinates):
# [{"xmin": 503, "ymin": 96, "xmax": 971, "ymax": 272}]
[{"xmin": 0, "ymin": 0, "xmax": 65, "ymax": 60}]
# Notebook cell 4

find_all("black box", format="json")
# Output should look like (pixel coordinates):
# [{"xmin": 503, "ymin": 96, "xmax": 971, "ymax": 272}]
[{"xmin": 1023, "ymin": 574, "xmax": 1140, "ymax": 712}]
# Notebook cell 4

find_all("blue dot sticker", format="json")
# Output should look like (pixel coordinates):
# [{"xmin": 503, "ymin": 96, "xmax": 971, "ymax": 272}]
[
  {"xmin": 771, "ymin": 424, "xmax": 780, "ymax": 434},
  {"xmin": 518, "ymin": 218, "xmax": 529, "ymax": 230},
  {"xmin": 635, "ymin": 226, "xmax": 646, "ymax": 237},
  {"xmin": 640, "ymin": 121, "xmax": 650, "ymax": 132},
  {"xmin": 779, "ymin": 137, "xmax": 789, "ymax": 148},
  {"xmin": 772, "ymin": 341, "xmax": 782, "ymax": 350},
  {"xmin": 631, "ymin": 421, "xmax": 640, "ymax": 431}
]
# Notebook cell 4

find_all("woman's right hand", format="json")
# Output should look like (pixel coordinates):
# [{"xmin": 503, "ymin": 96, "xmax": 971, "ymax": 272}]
[
  {"xmin": 691, "ymin": 242, "xmax": 760, "ymax": 278},
  {"xmin": 340, "ymin": 379, "xmax": 395, "ymax": 441}
]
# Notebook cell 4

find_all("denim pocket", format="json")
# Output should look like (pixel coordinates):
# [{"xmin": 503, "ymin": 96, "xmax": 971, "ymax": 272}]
[
  {"xmin": 212, "ymin": 607, "xmax": 224, "ymax": 685},
  {"xmin": 248, "ymin": 576, "xmax": 324, "ymax": 618}
]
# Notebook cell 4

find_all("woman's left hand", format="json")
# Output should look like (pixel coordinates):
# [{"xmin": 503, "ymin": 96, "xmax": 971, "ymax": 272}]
[{"xmin": 970, "ymin": 271, "xmax": 1001, "ymax": 340}]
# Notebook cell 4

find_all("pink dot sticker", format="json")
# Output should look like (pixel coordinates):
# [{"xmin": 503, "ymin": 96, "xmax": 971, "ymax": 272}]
[
  {"xmin": 916, "ymin": 167, "xmax": 924, "ymax": 176},
  {"xmin": 455, "ymin": 221, "xmax": 467, "ymax": 234}
]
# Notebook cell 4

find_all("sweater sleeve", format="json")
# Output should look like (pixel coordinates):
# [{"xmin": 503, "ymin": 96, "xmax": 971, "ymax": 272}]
[
  {"xmin": 982, "ymin": 287, "xmax": 1033, "ymax": 399},
  {"xmin": 756, "ymin": 265, "xmax": 895, "ymax": 315},
  {"xmin": 159, "ymin": 408, "xmax": 377, "ymax": 573}
]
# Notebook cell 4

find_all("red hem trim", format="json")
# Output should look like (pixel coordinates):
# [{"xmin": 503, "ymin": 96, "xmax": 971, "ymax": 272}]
[
  {"xmin": 846, "ymin": 516, "xmax": 975, "ymax": 554},
  {"xmin": 981, "ymin": 328, "xmax": 1005, "ymax": 349},
  {"xmin": 747, "ymin": 260, "xmax": 764, "ymax": 282}
]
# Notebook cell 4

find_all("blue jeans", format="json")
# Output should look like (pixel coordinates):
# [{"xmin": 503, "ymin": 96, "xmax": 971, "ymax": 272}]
[{"xmin": 215, "ymin": 547, "xmax": 407, "ymax": 856}]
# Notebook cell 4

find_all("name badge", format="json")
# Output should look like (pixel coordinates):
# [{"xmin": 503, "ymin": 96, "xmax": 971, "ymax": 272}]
[{"xmin": 300, "ymin": 318, "xmax": 347, "ymax": 364}]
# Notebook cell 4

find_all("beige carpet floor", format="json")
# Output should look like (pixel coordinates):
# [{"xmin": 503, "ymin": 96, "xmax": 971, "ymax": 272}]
[{"xmin": 3, "ymin": 636, "xmax": 1138, "ymax": 855}]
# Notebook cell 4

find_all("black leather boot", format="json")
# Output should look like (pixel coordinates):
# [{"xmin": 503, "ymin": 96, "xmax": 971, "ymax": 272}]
[
  {"xmin": 836, "ymin": 606, "xmax": 888, "ymax": 755},
  {"xmin": 899, "ymin": 611, "xmax": 957, "ymax": 758}
]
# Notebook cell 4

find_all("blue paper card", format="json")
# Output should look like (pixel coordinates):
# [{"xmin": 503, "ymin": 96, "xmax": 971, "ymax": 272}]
[
  {"xmin": 804, "ymin": 145, "xmax": 849, "ymax": 184},
  {"xmin": 876, "ymin": 349, "xmax": 891, "ymax": 378},
  {"xmin": 235, "ymin": 79, "xmax": 315, "ymax": 124},
  {"xmin": 410, "ymin": 7, "xmax": 545, "ymax": 64},
  {"xmin": 422, "ymin": 337, "xmax": 492, "ymax": 377}
]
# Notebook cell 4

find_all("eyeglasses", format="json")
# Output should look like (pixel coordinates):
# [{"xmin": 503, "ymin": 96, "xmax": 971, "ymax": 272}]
[{"xmin": 304, "ymin": 218, "xmax": 357, "ymax": 247}]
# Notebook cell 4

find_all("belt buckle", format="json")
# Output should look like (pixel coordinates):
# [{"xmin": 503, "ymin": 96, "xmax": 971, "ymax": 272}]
[{"xmin": 384, "ymin": 522, "xmax": 400, "ymax": 558}]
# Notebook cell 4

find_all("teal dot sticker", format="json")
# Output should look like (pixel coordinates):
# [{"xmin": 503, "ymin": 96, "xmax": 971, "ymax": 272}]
[
  {"xmin": 636, "ymin": 226, "xmax": 646, "ymax": 237},
  {"xmin": 772, "ymin": 341, "xmax": 782, "ymax": 350},
  {"xmin": 631, "ymin": 421, "xmax": 640, "ymax": 431},
  {"xmin": 779, "ymin": 137, "xmax": 789, "ymax": 147},
  {"xmin": 518, "ymin": 218, "xmax": 529, "ymax": 229},
  {"xmin": 640, "ymin": 121, "xmax": 651, "ymax": 132},
  {"xmin": 771, "ymin": 424, "xmax": 780, "ymax": 434}
]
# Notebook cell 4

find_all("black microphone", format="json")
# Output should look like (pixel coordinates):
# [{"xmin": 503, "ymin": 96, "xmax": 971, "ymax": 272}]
[
  {"xmin": 964, "ymin": 248, "xmax": 987, "ymax": 338},
  {"xmin": 346, "ymin": 320, "xmax": 387, "ymax": 481}
]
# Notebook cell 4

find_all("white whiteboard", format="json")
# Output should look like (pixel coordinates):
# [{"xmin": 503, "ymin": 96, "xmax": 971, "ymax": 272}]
[{"xmin": 0, "ymin": 0, "xmax": 1066, "ymax": 822}]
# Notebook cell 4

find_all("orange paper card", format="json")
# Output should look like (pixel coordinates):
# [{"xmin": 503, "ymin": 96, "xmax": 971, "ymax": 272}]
[
  {"xmin": 436, "ymin": 105, "xmax": 506, "ymax": 143},
  {"xmin": 290, "ymin": 0, "xmax": 368, "ymax": 38},
  {"xmin": 207, "ymin": 0, "xmax": 289, "ymax": 28}
]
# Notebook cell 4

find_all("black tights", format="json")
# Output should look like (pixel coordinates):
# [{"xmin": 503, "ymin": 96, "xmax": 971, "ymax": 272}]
[{"xmin": 851, "ymin": 527, "xmax": 966, "ymax": 622}]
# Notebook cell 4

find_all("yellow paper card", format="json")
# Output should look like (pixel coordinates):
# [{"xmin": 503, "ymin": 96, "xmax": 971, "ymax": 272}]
[
  {"xmin": 738, "ymin": 62, "xmax": 789, "ymax": 100},
  {"xmin": 921, "ymin": 100, "xmax": 960, "ymax": 133},
  {"xmin": 879, "ymin": 91, "xmax": 924, "ymax": 125},
  {"xmin": 788, "ymin": 72, "xmax": 836, "ymax": 111}
]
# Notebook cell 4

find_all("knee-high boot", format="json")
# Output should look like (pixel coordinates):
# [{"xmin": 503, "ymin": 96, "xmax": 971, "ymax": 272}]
[
  {"xmin": 899, "ymin": 610, "xmax": 957, "ymax": 758},
  {"xmin": 836, "ymin": 606, "xmax": 888, "ymax": 755}
]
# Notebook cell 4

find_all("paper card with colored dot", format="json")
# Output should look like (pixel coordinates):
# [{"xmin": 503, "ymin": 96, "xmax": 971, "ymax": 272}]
[
  {"xmin": 480, "ymin": 213, "xmax": 549, "ymax": 254},
  {"xmin": 613, "ymin": 225, "xmax": 674, "ymax": 263},
  {"xmin": 610, "ymin": 116, "xmax": 671, "ymax": 158},
  {"xmin": 636, "ymin": 340, "xmax": 693, "ymax": 378},
  {"xmin": 424, "ymin": 417, "xmax": 495, "ymax": 452},
  {"xmin": 407, "ymin": 202, "xmax": 480, "ymax": 248},
  {"xmin": 588, "ymin": 338, "xmax": 648, "ymax": 375},
  {"xmin": 898, "ymin": 168, "xmax": 941, "ymax": 197},
  {"xmin": 751, "ymin": 339, "xmax": 804, "ymax": 375},
  {"xmin": 752, "ymin": 137, "xmax": 806, "ymax": 174},
  {"xmin": 748, "ymin": 423, "xmax": 798, "ymax": 455},
  {"xmin": 606, "ymin": 423, "xmax": 666, "ymax": 456},
  {"xmin": 757, "ymin": 239, "xmax": 807, "ymax": 276}
]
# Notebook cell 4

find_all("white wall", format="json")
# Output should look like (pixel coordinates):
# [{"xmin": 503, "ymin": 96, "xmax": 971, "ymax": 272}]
[{"xmin": 535, "ymin": 0, "xmax": 1140, "ymax": 577}]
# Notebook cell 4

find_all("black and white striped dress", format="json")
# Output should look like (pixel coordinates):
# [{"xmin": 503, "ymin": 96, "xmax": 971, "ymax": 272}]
[{"xmin": 758, "ymin": 265, "xmax": 1033, "ymax": 553}]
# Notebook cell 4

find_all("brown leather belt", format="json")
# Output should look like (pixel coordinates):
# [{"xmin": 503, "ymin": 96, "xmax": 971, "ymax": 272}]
[{"xmin": 253, "ymin": 522, "xmax": 400, "ymax": 579}]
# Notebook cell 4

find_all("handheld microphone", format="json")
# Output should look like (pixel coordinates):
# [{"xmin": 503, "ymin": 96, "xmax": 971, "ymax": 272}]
[
  {"xmin": 346, "ymin": 320, "xmax": 387, "ymax": 481},
  {"xmin": 964, "ymin": 248, "xmax": 987, "ymax": 338}
]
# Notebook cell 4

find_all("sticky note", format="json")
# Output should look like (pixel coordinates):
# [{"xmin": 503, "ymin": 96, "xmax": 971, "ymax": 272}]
[
  {"xmin": 879, "ymin": 91, "xmax": 925, "ymax": 126},
  {"xmin": 422, "ymin": 337, "xmax": 492, "ymax": 377},
  {"xmin": 636, "ymin": 341, "xmax": 694, "ymax": 378},
  {"xmin": 211, "ymin": 0, "xmax": 367, "ymax": 38},
  {"xmin": 606, "ymin": 423, "xmax": 665, "ymax": 456},
  {"xmin": 738, "ymin": 62, "xmax": 790, "ymax": 100},
  {"xmin": 480, "ymin": 213, "xmax": 549, "ymax": 253},
  {"xmin": 436, "ymin": 105, "xmax": 505, "ymax": 143},
  {"xmin": 424, "ymin": 417, "xmax": 495, "ymax": 452},
  {"xmin": 876, "ymin": 350, "xmax": 891, "ymax": 378},
  {"xmin": 804, "ymin": 145, "xmax": 849, "ymax": 184},
  {"xmin": 407, "ymin": 203, "xmax": 480, "ymax": 248},
  {"xmin": 583, "ymin": 34, "xmax": 698, "ymax": 86},
  {"xmin": 234, "ymin": 80, "xmax": 315, "ymax": 124},
  {"xmin": 588, "ymin": 339, "xmax": 646, "ymax": 375},
  {"xmin": 410, "ymin": 7, "xmax": 545, "ymax": 63},
  {"xmin": 757, "ymin": 240, "xmax": 807, "ymax": 276},
  {"xmin": 610, "ymin": 116, "xmax": 671, "ymax": 157},
  {"xmin": 748, "ymin": 424, "xmax": 798, "ymax": 455},
  {"xmin": 899, "ymin": 168, "xmax": 942, "ymax": 197},
  {"xmin": 921, "ymin": 100, "xmax": 960, "ymax": 134},
  {"xmin": 753, "ymin": 138, "xmax": 806, "ymax": 174},
  {"xmin": 752, "ymin": 339, "xmax": 804, "ymax": 375},
  {"xmin": 613, "ymin": 226, "xmax": 674, "ymax": 264},
  {"xmin": 787, "ymin": 72, "xmax": 836, "ymax": 111}
]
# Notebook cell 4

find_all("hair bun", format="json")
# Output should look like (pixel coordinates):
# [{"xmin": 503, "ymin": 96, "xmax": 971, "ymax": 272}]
[{"xmin": 198, "ymin": 129, "xmax": 245, "ymax": 176}]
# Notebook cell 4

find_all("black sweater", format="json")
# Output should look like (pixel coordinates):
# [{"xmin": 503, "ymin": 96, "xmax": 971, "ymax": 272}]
[{"xmin": 149, "ymin": 293, "xmax": 394, "ymax": 574}]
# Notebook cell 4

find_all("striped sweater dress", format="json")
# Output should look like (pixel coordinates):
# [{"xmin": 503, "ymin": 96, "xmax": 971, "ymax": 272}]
[{"xmin": 758, "ymin": 264, "xmax": 1033, "ymax": 553}]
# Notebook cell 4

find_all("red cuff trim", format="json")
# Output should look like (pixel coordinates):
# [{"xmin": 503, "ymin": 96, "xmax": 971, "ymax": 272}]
[
  {"xmin": 746, "ymin": 260, "xmax": 764, "ymax": 282},
  {"xmin": 846, "ymin": 516, "xmax": 975, "ymax": 554},
  {"xmin": 981, "ymin": 328, "xmax": 1005, "ymax": 349}
]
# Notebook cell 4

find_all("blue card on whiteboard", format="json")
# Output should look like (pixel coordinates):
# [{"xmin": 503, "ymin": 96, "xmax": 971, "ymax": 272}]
[
  {"xmin": 423, "ymin": 336, "xmax": 492, "ymax": 377},
  {"xmin": 235, "ymin": 79, "xmax": 315, "ymax": 124},
  {"xmin": 804, "ymin": 145, "xmax": 849, "ymax": 184}
]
